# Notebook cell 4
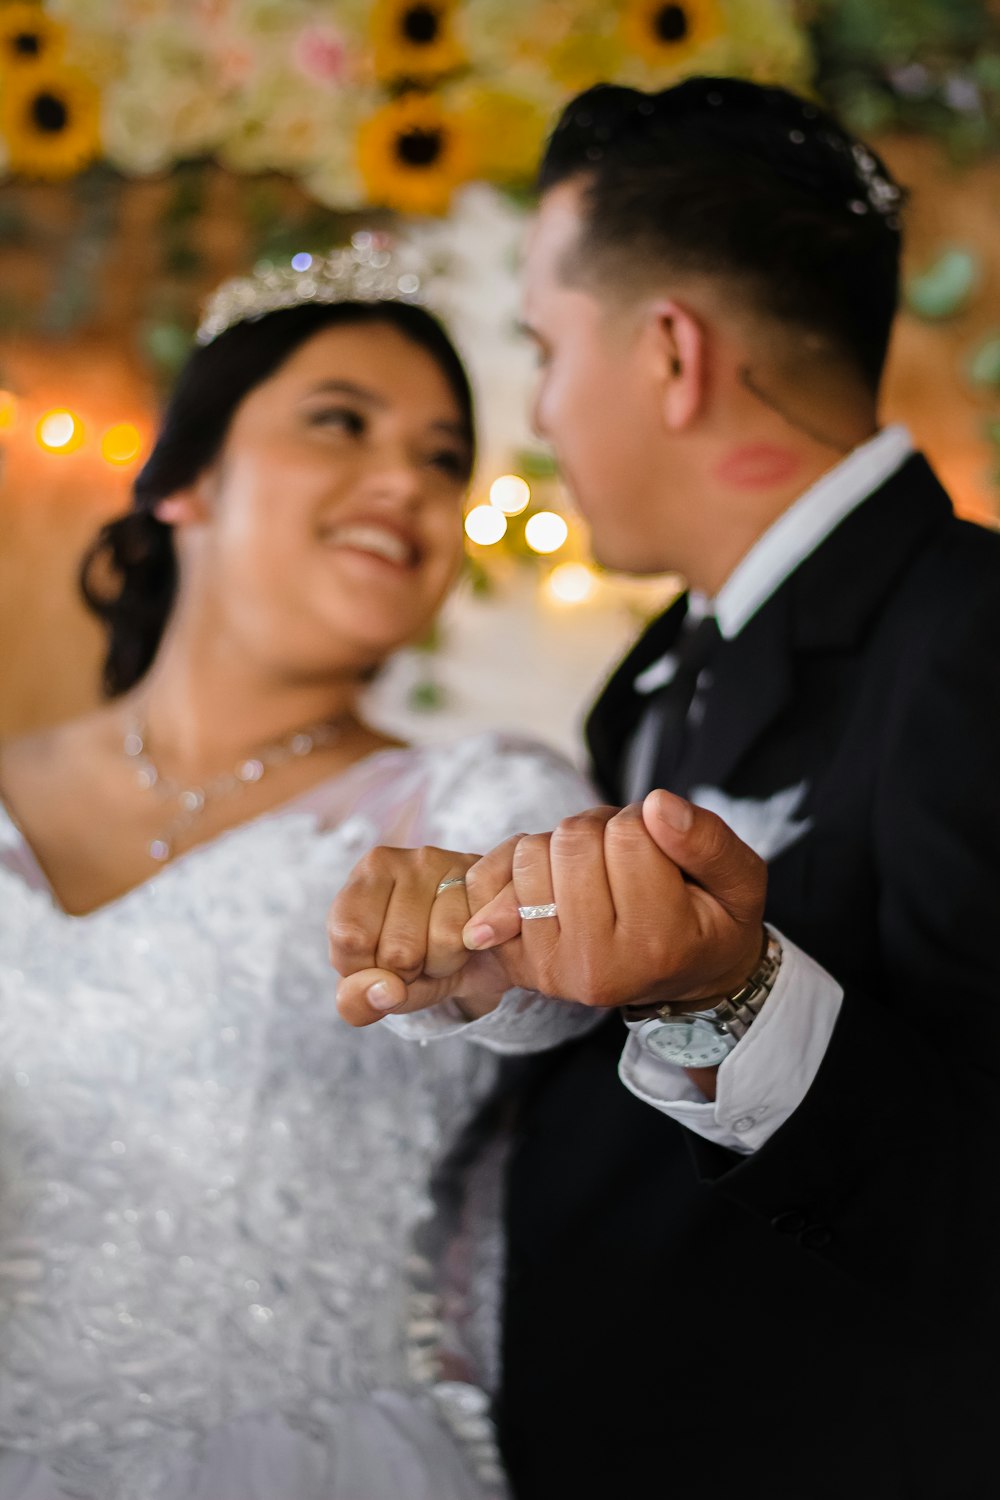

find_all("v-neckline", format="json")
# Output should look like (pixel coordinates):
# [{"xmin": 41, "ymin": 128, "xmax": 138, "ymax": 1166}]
[{"xmin": 0, "ymin": 742, "xmax": 413, "ymax": 922}]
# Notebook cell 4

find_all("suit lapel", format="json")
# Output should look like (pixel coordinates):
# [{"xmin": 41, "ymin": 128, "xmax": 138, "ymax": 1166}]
[
  {"xmin": 590, "ymin": 454, "xmax": 954, "ymax": 803},
  {"xmin": 586, "ymin": 594, "xmax": 687, "ymax": 799},
  {"xmin": 679, "ymin": 454, "xmax": 952, "ymax": 793},
  {"xmin": 677, "ymin": 591, "xmax": 793, "ymax": 793}
]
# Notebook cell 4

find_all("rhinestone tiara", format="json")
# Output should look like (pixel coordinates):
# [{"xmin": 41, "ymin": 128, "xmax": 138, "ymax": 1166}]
[{"xmin": 196, "ymin": 232, "xmax": 426, "ymax": 346}]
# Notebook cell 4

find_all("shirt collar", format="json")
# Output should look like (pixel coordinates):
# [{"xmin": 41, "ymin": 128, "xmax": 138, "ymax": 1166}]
[{"xmin": 692, "ymin": 424, "xmax": 915, "ymax": 640}]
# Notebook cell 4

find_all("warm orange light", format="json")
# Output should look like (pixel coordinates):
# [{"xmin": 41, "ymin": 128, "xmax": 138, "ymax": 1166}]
[
  {"xmin": 465, "ymin": 504, "xmax": 508, "ymax": 546},
  {"xmin": 0, "ymin": 391, "xmax": 18, "ymax": 432},
  {"xmin": 101, "ymin": 422, "xmax": 144, "ymax": 467},
  {"xmin": 525, "ymin": 511, "xmax": 569, "ymax": 554},
  {"xmin": 37, "ymin": 409, "xmax": 83, "ymax": 452},
  {"xmin": 547, "ymin": 562, "xmax": 596, "ymax": 604},
  {"xmin": 490, "ymin": 474, "xmax": 531, "ymax": 515}
]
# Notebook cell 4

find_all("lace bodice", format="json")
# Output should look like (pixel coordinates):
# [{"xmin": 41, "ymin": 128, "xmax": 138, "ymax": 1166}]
[{"xmin": 0, "ymin": 733, "xmax": 593, "ymax": 1500}]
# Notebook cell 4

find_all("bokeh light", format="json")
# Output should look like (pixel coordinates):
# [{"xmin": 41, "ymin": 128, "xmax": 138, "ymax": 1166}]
[
  {"xmin": 465, "ymin": 504, "xmax": 508, "ymax": 546},
  {"xmin": 101, "ymin": 422, "xmax": 144, "ymax": 467},
  {"xmin": 489, "ymin": 474, "xmax": 531, "ymax": 515},
  {"xmin": 0, "ymin": 391, "xmax": 18, "ymax": 432},
  {"xmin": 525, "ymin": 510, "xmax": 569, "ymax": 554},
  {"xmin": 547, "ymin": 562, "xmax": 595, "ymax": 604},
  {"xmin": 37, "ymin": 410, "xmax": 82, "ymax": 452}
]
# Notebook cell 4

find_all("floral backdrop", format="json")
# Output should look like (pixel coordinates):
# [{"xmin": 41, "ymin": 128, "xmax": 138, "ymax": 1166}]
[
  {"xmin": 1, "ymin": 1, "xmax": 999, "ymax": 741},
  {"xmin": 0, "ymin": 0, "xmax": 811, "ymax": 209}
]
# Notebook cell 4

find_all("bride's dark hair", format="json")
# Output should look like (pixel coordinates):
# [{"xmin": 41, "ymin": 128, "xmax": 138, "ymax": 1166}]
[{"xmin": 80, "ymin": 301, "xmax": 475, "ymax": 698}]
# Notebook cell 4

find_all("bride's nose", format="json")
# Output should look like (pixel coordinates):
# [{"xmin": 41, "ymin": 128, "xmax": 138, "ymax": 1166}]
[{"xmin": 356, "ymin": 446, "xmax": 425, "ymax": 508}]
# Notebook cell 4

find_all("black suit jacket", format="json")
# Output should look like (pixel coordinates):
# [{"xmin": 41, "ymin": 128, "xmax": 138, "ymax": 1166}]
[{"xmin": 497, "ymin": 456, "xmax": 1000, "ymax": 1499}]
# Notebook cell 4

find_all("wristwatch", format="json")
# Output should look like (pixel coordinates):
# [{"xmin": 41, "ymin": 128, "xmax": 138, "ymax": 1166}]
[{"xmin": 622, "ymin": 932, "xmax": 783, "ymax": 1068}]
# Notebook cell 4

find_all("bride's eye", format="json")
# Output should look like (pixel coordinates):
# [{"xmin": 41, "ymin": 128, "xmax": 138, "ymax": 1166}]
[
  {"xmin": 426, "ymin": 447, "xmax": 468, "ymax": 479},
  {"xmin": 308, "ymin": 405, "xmax": 366, "ymax": 436}
]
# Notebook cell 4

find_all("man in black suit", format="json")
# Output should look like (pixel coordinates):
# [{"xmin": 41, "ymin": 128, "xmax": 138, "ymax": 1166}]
[{"xmin": 332, "ymin": 78, "xmax": 1000, "ymax": 1498}]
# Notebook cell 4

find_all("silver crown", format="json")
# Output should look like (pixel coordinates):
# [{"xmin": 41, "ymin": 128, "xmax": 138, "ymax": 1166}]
[
  {"xmin": 850, "ymin": 143, "xmax": 903, "ymax": 223},
  {"xmin": 196, "ymin": 232, "xmax": 426, "ymax": 346}
]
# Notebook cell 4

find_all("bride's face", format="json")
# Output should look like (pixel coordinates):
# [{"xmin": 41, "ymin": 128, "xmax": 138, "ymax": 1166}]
[{"xmin": 171, "ymin": 320, "xmax": 472, "ymax": 674}]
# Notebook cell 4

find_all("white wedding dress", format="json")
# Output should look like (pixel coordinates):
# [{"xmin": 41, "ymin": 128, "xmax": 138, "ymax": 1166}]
[{"xmin": 0, "ymin": 733, "xmax": 594, "ymax": 1500}]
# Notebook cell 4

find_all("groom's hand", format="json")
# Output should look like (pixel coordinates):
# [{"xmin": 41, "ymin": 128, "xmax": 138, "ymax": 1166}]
[
  {"xmin": 329, "ymin": 845, "xmax": 509, "ymax": 1027},
  {"xmin": 462, "ymin": 790, "xmax": 767, "ymax": 1010}
]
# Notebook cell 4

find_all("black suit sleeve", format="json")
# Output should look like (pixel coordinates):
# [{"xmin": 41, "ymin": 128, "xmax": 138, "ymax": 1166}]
[{"xmin": 687, "ymin": 574, "xmax": 1000, "ymax": 1322}]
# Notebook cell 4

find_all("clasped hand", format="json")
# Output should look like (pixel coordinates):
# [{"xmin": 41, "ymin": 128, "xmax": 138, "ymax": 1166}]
[{"xmin": 329, "ymin": 789, "xmax": 767, "ymax": 1030}]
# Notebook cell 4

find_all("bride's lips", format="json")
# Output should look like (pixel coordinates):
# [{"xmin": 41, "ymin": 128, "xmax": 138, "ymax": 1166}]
[{"xmin": 317, "ymin": 519, "xmax": 422, "ymax": 571}]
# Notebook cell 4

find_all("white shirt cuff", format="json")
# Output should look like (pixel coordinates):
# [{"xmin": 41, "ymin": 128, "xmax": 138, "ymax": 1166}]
[{"xmin": 617, "ymin": 930, "xmax": 844, "ymax": 1153}]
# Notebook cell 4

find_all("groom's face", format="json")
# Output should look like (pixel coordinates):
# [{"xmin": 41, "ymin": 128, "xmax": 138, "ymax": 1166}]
[{"xmin": 521, "ymin": 182, "xmax": 676, "ymax": 574}]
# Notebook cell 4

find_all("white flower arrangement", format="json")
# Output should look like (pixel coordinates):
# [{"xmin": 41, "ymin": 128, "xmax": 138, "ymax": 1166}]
[{"xmin": 9, "ymin": 0, "xmax": 811, "ymax": 207}]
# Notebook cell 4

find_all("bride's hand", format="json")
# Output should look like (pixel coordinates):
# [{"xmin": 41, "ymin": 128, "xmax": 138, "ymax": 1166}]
[{"xmin": 329, "ymin": 845, "xmax": 508, "ymax": 1027}]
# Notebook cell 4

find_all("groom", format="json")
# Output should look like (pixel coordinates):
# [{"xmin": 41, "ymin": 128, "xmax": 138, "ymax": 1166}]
[{"xmin": 333, "ymin": 79, "xmax": 1000, "ymax": 1496}]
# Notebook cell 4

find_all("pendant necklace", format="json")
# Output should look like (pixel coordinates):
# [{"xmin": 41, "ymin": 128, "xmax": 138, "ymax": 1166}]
[{"xmin": 123, "ymin": 708, "xmax": 353, "ymax": 863}]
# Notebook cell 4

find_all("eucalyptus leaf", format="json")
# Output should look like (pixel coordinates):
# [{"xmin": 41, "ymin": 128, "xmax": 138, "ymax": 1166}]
[
  {"xmin": 513, "ymin": 448, "xmax": 558, "ymax": 479},
  {"xmin": 140, "ymin": 320, "xmax": 191, "ymax": 374},
  {"xmin": 905, "ymin": 248, "xmax": 981, "ymax": 320},
  {"xmin": 408, "ymin": 680, "xmax": 447, "ymax": 712},
  {"xmin": 968, "ymin": 337, "xmax": 1000, "ymax": 389}
]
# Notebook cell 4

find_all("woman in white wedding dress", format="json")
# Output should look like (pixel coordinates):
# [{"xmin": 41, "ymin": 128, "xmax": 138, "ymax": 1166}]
[{"xmin": 0, "ymin": 249, "xmax": 592, "ymax": 1500}]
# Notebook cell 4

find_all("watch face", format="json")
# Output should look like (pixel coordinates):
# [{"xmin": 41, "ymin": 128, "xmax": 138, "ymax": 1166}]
[{"xmin": 641, "ymin": 1017, "xmax": 734, "ymax": 1068}]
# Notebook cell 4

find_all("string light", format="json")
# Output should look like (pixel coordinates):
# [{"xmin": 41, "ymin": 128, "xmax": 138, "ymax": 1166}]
[
  {"xmin": 547, "ymin": 561, "xmax": 595, "ymax": 604},
  {"xmin": 489, "ymin": 474, "xmax": 530, "ymax": 515},
  {"xmin": 525, "ymin": 510, "xmax": 568, "ymax": 554},
  {"xmin": 0, "ymin": 391, "xmax": 18, "ymax": 432},
  {"xmin": 465, "ymin": 504, "xmax": 508, "ymax": 546},
  {"xmin": 37, "ymin": 409, "xmax": 83, "ymax": 452},
  {"xmin": 101, "ymin": 422, "xmax": 144, "ymax": 466}
]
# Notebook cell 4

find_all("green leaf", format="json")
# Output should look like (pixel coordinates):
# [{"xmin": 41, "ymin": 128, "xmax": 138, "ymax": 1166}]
[
  {"xmin": 512, "ymin": 448, "xmax": 558, "ymax": 479},
  {"xmin": 967, "ymin": 336, "xmax": 1000, "ymax": 389},
  {"xmin": 408, "ymin": 680, "xmax": 447, "ymax": 712},
  {"xmin": 905, "ymin": 247, "xmax": 981, "ymax": 320},
  {"xmin": 140, "ymin": 319, "xmax": 191, "ymax": 375},
  {"xmin": 462, "ymin": 556, "xmax": 495, "ymax": 597}
]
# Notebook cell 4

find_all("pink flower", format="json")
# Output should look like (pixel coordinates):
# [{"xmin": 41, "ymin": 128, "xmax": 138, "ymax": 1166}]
[
  {"xmin": 216, "ymin": 41, "xmax": 256, "ymax": 88},
  {"xmin": 293, "ymin": 25, "xmax": 349, "ymax": 87}
]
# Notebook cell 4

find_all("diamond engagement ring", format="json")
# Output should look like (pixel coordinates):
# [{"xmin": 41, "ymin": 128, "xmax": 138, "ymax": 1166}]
[
  {"xmin": 518, "ymin": 903, "xmax": 559, "ymax": 921},
  {"xmin": 436, "ymin": 877, "xmax": 467, "ymax": 895}
]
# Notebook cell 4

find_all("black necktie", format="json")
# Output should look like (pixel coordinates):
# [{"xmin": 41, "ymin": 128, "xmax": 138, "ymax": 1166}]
[{"xmin": 648, "ymin": 613, "xmax": 721, "ymax": 792}]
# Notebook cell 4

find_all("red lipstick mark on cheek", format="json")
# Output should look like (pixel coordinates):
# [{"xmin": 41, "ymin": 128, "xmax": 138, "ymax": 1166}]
[{"xmin": 714, "ymin": 444, "xmax": 802, "ymax": 489}]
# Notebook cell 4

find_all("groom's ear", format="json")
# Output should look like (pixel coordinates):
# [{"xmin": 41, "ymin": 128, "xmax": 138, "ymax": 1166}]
[{"xmin": 651, "ymin": 300, "xmax": 704, "ymax": 432}]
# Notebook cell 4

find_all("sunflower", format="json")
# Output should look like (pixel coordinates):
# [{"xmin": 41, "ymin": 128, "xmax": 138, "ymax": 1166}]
[
  {"xmin": 0, "ymin": 60, "xmax": 101, "ymax": 179},
  {"xmin": 358, "ymin": 91, "xmax": 474, "ymax": 214},
  {"xmin": 620, "ymin": 0, "xmax": 725, "ymax": 68},
  {"xmin": 461, "ymin": 85, "xmax": 548, "ymax": 186},
  {"xmin": 370, "ymin": 0, "xmax": 464, "ymax": 84},
  {"xmin": 0, "ymin": 3, "xmax": 66, "ymax": 72}
]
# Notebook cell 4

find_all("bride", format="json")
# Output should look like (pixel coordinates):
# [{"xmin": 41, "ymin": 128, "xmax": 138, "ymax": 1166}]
[{"xmin": 0, "ymin": 245, "xmax": 592, "ymax": 1499}]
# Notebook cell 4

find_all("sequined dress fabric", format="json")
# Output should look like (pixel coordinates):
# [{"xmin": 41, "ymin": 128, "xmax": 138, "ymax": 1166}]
[{"xmin": 0, "ymin": 733, "xmax": 594, "ymax": 1500}]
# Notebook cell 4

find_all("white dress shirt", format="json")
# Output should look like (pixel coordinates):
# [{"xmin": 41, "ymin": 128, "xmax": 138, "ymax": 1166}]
[{"xmin": 618, "ymin": 425, "xmax": 914, "ymax": 1153}]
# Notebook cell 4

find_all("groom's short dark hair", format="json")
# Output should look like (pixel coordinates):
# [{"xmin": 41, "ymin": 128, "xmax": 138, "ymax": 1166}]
[{"xmin": 539, "ymin": 77, "xmax": 905, "ymax": 392}]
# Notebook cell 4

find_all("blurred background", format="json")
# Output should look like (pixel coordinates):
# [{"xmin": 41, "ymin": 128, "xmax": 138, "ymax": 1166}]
[{"xmin": 1, "ymin": 0, "xmax": 999, "ymax": 760}]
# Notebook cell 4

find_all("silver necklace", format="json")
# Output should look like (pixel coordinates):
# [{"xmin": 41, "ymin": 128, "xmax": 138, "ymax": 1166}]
[{"xmin": 123, "ymin": 709, "xmax": 352, "ymax": 863}]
